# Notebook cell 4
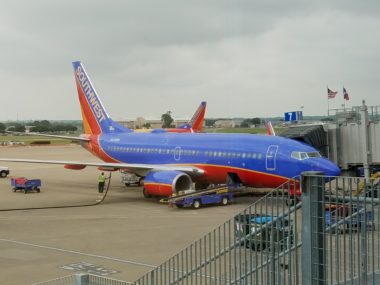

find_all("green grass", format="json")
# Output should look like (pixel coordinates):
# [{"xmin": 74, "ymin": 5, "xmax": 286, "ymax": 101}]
[
  {"xmin": 0, "ymin": 127, "xmax": 285, "ymax": 146},
  {"xmin": 204, "ymin": 127, "xmax": 285, "ymax": 135},
  {"xmin": 204, "ymin": 127, "xmax": 267, "ymax": 134}
]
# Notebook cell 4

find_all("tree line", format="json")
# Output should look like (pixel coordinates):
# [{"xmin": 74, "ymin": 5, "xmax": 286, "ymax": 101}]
[
  {"xmin": 205, "ymin": 117, "xmax": 262, "ymax": 127},
  {"xmin": 0, "ymin": 120, "xmax": 78, "ymax": 133}
]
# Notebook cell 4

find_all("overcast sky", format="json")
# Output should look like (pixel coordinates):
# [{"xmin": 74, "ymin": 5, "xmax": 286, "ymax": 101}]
[{"xmin": 0, "ymin": 1, "xmax": 379, "ymax": 121}]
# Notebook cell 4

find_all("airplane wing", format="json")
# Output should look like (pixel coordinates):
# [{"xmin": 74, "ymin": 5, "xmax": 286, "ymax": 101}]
[
  {"xmin": 0, "ymin": 158, "xmax": 204, "ymax": 177},
  {"xmin": 6, "ymin": 131, "xmax": 90, "ymax": 142}
]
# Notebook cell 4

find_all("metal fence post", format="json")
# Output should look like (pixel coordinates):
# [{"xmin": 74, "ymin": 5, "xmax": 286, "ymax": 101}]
[
  {"xmin": 301, "ymin": 171, "xmax": 326, "ymax": 285},
  {"xmin": 75, "ymin": 273, "xmax": 89, "ymax": 285}
]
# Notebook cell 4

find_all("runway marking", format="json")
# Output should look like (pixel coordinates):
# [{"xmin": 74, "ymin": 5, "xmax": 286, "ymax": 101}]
[
  {"xmin": 0, "ymin": 238, "xmax": 156, "ymax": 269},
  {"xmin": 61, "ymin": 261, "xmax": 119, "ymax": 276}
]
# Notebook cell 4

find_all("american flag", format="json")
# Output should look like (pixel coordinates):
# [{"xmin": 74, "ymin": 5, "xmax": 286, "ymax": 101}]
[
  {"xmin": 343, "ymin": 87, "xmax": 349, "ymax": 101},
  {"xmin": 327, "ymin": 87, "xmax": 338, "ymax": 99}
]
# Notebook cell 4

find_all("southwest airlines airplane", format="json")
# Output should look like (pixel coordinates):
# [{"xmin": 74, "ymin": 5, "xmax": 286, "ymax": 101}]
[{"xmin": 0, "ymin": 62, "xmax": 340, "ymax": 198}]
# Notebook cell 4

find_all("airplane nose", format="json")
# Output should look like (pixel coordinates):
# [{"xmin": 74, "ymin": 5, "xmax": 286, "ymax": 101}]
[
  {"xmin": 310, "ymin": 159, "xmax": 341, "ymax": 177},
  {"xmin": 322, "ymin": 160, "xmax": 341, "ymax": 177}
]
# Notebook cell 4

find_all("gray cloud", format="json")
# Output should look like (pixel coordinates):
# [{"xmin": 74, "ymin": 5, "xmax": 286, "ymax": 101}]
[{"xmin": 0, "ymin": 1, "xmax": 379, "ymax": 120}]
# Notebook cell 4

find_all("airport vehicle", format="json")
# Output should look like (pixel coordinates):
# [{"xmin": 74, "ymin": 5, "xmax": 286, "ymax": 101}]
[
  {"xmin": 0, "ymin": 166, "xmax": 10, "ymax": 178},
  {"xmin": 234, "ymin": 214, "xmax": 294, "ymax": 251},
  {"xmin": 120, "ymin": 171, "xmax": 143, "ymax": 186},
  {"xmin": 11, "ymin": 177, "xmax": 41, "ymax": 193},
  {"xmin": 325, "ymin": 204, "xmax": 374, "ymax": 233},
  {"xmin": 161, "ymin": 185, "xmax": 233, "ymax": 209},
  {"xmin": 0, "ymin": 61, "xmax": 341, "ymax": 199}
]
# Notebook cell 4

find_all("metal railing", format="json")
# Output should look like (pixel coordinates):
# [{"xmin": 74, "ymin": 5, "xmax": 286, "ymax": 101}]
[
  {"xmin": 331, "ymin": 105, "xmax": 380, "ymax": 122},
  {"xmin": 32, "ymin": 274, "xmax": 77, "ymax": 285},
  {"xmin": 134, "ymin": 173, "xmax": 380, "ymax": 284},
  {"xmin": 134, "ymin": 178, "xmax": 301, "ymax": 285},
  {"xmin": 314, "ymin": 173, "xmax": 380, "ymax": 284},
  {"xmin": 33, "ymin": 173, "xmax": 380, "ymax": 284}
]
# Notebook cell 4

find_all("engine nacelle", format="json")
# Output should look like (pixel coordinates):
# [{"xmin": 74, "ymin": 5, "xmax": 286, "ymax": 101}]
[
  {"xmin": 143, "ymin": 170, "xmax": 192, "ymax": 197},
  {"xmin": 64, "ymin": 164, "xmax": 86, "ymax": 170}
]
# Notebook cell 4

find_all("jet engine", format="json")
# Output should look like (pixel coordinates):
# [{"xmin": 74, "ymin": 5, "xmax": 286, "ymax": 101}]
[
  {"xmin": 143, "ymin": 170, "xmax": 192, "ymax": 197},
  {"xmin": 64, "ymin": 164, "xmax": 86, "ymax": 170}
]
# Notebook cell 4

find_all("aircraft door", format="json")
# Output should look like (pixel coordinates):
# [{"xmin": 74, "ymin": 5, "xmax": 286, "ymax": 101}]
[
  {"xmin": 266, "ymin": 145, "xmax": 279, "ymax": 171},
  {"xmin": 174, "ymin": 147, "xmax": 181, "ymax": 161}
]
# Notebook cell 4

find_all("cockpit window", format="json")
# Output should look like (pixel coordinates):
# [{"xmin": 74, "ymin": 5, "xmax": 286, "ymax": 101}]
[
  {"xmin": 307, "ymin": 152, "xmax": 321, "ymax": 158},
  {"xmin": 291, "ymin": 151, "xmax": 301, "ymax": 160},
  {"xmin": 300, "ymin": 152, "xmax": 308, "ymax": 160},
  {"xmin": 291, "ymin": 151, "xmax": 321, "ymax": 160}
]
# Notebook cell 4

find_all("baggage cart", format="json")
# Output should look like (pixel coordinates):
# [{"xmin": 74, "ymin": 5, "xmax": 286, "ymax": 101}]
[{"xmin": 11, "ymin": 177, "xmax": 42, "ymax": 194}]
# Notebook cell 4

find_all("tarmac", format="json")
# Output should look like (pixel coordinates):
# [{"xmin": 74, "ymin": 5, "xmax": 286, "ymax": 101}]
[{"xmin": 0, "ymin": 145, "xmax": 260, "ymax": 284}]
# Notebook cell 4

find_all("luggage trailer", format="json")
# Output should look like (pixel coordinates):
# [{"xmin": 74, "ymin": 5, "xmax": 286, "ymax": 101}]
[{"xmin": 160, "ymin": 185, "xmax": 234, "ymax": 209}]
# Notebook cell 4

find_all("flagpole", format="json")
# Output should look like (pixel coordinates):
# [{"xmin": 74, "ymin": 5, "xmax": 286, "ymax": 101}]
[
  {"xmin": 342, "ymin": 86, "xmax": 346, "ymax": 111},
  {"xmin": 328, "ymin": 98, "xmax": 330, "ymax": 116},
  {"xmin": 327, "ymin": 85, "xmax": 330, "ymax": 116}
]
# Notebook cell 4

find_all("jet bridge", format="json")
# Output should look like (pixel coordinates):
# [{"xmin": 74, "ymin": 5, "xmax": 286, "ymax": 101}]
[{"xmin": 281, "ymin": 102, "xmax": 380, "ymax": 176}]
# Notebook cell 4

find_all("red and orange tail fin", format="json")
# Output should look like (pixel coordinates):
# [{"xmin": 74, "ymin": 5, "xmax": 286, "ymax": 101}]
[
  {"xmin": 265, "ymin": 121, "xmax": 276, "ymax": 136},
  {"xmin": 189, "ymin": 101, "xmax": 206, "ymax": 131},
  {"xmin": 72, "ymin": 61, "xmax": 130, "ymax": 135},
  {"xmin": 177, "ymin": 101, "xmax": 206, "ymax": 132}
]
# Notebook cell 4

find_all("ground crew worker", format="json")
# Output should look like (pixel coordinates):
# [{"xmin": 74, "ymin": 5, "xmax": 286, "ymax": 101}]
[{"xmin": 98, "ymin": 172, "xmax": 107, "ymax": 193}]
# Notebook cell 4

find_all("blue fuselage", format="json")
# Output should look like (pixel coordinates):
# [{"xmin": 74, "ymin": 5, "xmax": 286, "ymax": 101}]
[{"xmin": 88, "ymin": 132, "xmax": 340, "ymax": 188}]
